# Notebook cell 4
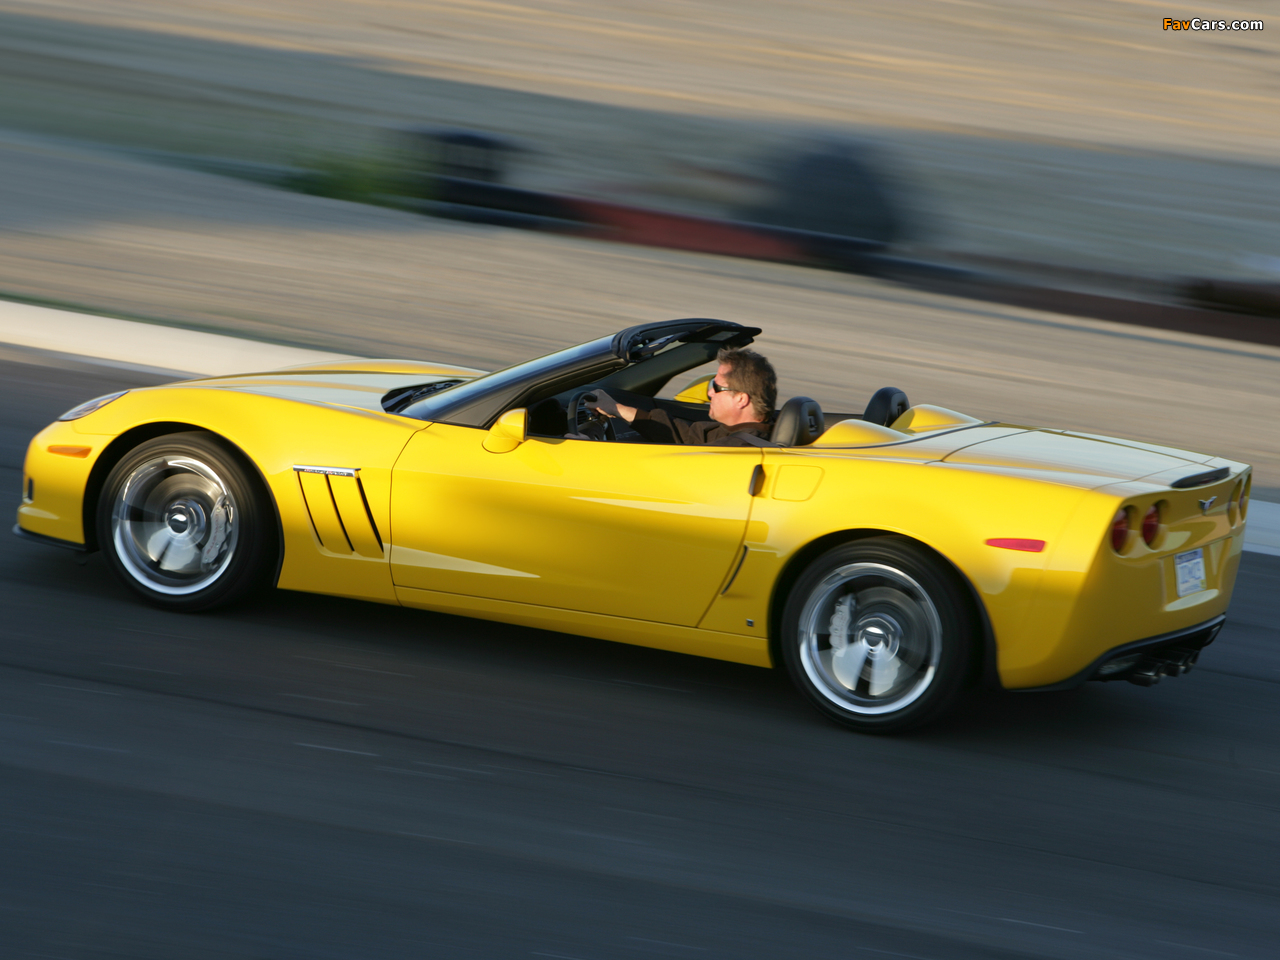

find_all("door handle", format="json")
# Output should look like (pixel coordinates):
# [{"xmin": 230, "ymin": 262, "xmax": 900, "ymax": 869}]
[{"xmin": 748, "ymin": 464, "xmax": 765, "ymax": 496}]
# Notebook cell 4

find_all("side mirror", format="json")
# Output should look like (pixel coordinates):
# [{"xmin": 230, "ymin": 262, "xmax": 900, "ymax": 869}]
[
  {"xmin": 673, "ymin": 374, "xmax": 713, "ymax": 406},
  {"xmin": 482, "ymin": 407, "xmax": 527, "ymax": 453}
]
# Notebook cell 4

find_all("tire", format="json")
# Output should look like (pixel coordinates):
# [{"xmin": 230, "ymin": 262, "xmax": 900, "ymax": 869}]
[
  {"xmin": 97, "ymin": 432, "xmax": 276, "ymax": 611},
  {"xmin": 780, "ymin": 537, "xmax": 977, "ymax": 733}
]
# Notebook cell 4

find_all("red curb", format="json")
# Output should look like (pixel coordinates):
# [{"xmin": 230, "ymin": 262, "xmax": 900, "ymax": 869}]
[
  {"xmin": 426, "ymin": 177, "xmax": 1280, "ymax": 350},
  {"xmin": 572, "ymin": 198, "xmax": 807, "ymax": 261}
]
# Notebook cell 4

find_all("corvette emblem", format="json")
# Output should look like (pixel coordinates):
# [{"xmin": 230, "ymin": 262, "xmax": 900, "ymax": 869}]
[{"xmin": 1199, "ymin": 496, "xmax": 1217, "ymax": 515}]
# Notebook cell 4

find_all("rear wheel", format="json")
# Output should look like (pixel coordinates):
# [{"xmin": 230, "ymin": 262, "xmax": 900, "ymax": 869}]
[
  {"xmin": 780, "ymin": 537, "xmax": 977, "ymax": 733},
  {"xmin": 97, "ymin": 432, "xmax": 276, "ymax": 611}
]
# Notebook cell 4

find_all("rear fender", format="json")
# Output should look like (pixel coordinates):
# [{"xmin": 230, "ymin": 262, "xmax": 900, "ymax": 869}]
[{"xmin": 765, "ymin": 529, "xmax": 994, "ymax": 686}]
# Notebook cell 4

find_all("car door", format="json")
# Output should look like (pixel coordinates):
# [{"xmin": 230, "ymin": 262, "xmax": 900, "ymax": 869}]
[{"xmin": 389, "ymin": 422, "xmax": 761, "ymax": 626}]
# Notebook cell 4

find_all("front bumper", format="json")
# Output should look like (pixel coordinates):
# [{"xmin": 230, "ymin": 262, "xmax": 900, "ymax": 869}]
[{"xmin": 12, "ymin": 523, "xmax": 91, "ymax": 553}]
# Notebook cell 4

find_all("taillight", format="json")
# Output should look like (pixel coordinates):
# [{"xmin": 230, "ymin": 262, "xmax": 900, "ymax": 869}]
[
  {"xmin": 1141, "ymin": 504, "xmax": 1160, "ymax": 546},
  {"xmin": 1110, "ymin": 508, "xmax": 1129, "ymax": 553}
]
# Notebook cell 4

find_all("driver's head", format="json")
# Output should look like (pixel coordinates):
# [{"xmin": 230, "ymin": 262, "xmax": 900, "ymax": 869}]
[{"xmin": 710, "ymin": 348, "xmax": 777, "ymax": 424}]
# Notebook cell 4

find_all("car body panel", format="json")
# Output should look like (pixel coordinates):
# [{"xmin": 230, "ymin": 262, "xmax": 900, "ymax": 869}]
[
  {"xmin": 394, "ymin": 582, "xmax": 774, "ymax": 666},
  {"xmin": 699, "ymin": 429, "xmax": 1245, "ymax": 687},
  {"xmin": 942, "ymin": 429, "xmax": 1209, "ymax": 481},
  {"xmin": 390, "ymin": 426, "xmax": 761, "ymax": 626},
  {"xmin": 18, "ymin": 421, "xmax": 99, "ymax": 542},
  {"xmin": 807, "ymin": 423, "xmax": 1029, "ymax": 459},
  {"xmin": 15, "ymin": 324, "xmax": 1252, "ymax": 693},
  {"xmin": 266, "ymin": 358, "xmax": 486, "ymax": 378},
  {"xmin": 700, "ymin": 452, "xmax": 1087, "ymax": 676},
  {"xmin": 29, "ymin": 381, "xmax": 429, "ymax": 603}
]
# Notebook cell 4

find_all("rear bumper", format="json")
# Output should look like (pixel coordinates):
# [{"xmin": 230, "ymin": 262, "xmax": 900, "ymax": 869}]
[{"xmin": 1015, "ymin": 614, "xmax": 1226, "ymax": 692}]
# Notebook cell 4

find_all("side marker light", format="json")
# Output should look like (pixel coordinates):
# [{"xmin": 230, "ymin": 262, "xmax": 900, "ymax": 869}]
[
  {"xmin": 984, "ymin": 538, "xmax": 1046, "ymax": 552},
  {"xmin": 48, "ymin": 445, "xmax": 92, "ymax": 458}
]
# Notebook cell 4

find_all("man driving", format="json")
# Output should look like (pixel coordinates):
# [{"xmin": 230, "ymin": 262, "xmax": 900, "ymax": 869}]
[{"xmin": 587, "ymin": 347, "xmax": 776, "ymax": 446}]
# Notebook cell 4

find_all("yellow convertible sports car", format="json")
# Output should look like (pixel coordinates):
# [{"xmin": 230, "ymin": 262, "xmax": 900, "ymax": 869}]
[{"xmin": 15, "ymin": 319, "xmax": 1251, "ymax": 732}]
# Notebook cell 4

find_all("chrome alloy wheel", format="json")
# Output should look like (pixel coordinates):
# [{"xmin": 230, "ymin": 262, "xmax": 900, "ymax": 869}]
[
  {"xmin": 797, "ymin": 562, "xmax": 942, "ymax": 715},
  {"xmin": 110, "ymin": 456, "xmax": 239, "ymax": 595}
]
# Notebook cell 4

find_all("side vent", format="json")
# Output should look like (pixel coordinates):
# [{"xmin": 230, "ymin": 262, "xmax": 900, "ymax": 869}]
[{"xmin": 293, "ymin": 466, "xmax": 384, "ymax": 557}]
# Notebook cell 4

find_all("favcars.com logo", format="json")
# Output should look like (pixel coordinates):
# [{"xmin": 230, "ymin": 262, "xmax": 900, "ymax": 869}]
[{"xmin": 1164, "ymin": 18, "xmax": 1264, "ymax": 30}]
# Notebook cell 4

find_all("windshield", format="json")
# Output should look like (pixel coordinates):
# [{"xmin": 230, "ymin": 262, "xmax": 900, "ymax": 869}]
[{"xmin": 400, "ymin": 336, "xmax": 617, "ymax": 425}]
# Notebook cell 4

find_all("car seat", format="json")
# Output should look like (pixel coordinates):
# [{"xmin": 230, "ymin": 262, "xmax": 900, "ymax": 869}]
[
  {"xmin": 862, "ymin": 387, "xmax": 910, "ymax": 427},
  {"xmin": 771, "ymin": 397, "xmax": 825, "ymax": 446}
]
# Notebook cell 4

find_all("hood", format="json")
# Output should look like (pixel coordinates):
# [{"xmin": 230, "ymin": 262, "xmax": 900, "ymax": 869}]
[{"xmin": 175, "ymin": 359, "xmax": 485, "ymax": 413}]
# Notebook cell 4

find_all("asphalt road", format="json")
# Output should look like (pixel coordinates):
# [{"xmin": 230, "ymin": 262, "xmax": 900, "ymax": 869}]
[{"xmin": 3, "ymin": 355, "xmax": 1279, "ymax": 960}]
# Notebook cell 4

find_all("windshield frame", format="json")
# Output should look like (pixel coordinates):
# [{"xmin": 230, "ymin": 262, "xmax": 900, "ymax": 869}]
[
  {"xmin": 399, "ymin": 336, "xmax": 618, "ymax": 426},
  {"xmin": 398, "ymin": 319, "xmax": 759, "ymax": 428}
]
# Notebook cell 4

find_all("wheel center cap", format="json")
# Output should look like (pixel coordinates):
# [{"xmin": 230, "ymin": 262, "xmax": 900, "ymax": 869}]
[
  {"xmin": 166, "ymin": 499, "xmax": 206, "ymax": 539},
  {"xmin": 855, "ymin": 614, "xmax": 902, "ymax": 659}
]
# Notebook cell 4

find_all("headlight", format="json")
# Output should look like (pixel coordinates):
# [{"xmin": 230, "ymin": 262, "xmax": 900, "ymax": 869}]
[{"xmin": 58, "ymin": 391, "xmax": 127, "ymax": 421}]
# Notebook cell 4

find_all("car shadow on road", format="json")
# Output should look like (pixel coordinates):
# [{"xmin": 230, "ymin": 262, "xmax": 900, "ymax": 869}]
[{"xmin": 5, "ymin": 534, "xmax": 1267, "ymax": 763}]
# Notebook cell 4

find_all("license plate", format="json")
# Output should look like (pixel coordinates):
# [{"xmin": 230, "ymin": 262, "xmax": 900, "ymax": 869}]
[{"xmin": 1175, "ymin": 548, "xmax": 1207, "ymax": 598}]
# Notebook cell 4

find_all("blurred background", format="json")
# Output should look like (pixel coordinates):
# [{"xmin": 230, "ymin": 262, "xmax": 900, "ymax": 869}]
[
  {"xmin": 6, "ymin": 0, "xmax": 1280, "ymax": 274},
  {"xmin": 2, "ymin": 3, "xmax": 1280, "ymax": 958}
]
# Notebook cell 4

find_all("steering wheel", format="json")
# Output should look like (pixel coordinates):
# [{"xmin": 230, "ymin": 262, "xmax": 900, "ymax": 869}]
[{"xmin": 566, "ymin": 389, "xmax": 616, "ymax": 441}]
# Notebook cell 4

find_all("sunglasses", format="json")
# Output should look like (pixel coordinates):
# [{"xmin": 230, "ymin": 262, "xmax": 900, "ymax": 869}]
[{"xmin": 707, "ymin": 379, "xmax": 741, "ymax": 397}]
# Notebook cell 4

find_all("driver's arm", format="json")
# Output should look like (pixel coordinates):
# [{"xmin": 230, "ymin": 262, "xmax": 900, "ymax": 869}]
[{"xmin": 586, "ymin": 390, "xmax": 638, "ymax": 423}]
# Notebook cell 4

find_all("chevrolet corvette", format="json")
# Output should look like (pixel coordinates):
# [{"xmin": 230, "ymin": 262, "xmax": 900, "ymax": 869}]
[{"xmin": 14, "ymin": 319, "xmax": 1251, "ymax": 731}]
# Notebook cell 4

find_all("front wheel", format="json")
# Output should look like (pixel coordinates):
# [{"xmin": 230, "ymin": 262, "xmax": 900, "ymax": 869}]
[
  {"xmin": 780, "ymin": 538, "xmax": 977, "ymax": 733},
  {"xmin": 97, "ymin": 432, "xmax": 276, "ymax": 611}
]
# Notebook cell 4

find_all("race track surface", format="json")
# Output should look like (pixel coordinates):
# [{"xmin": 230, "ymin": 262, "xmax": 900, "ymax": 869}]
[{"xmin": 3, "ymin": 357, "xmax": 1279, "ymax": 959}]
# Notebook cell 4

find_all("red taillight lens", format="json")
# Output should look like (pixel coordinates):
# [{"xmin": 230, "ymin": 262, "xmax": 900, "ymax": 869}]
[
  {"xmin": 1110, "ymin": 508, "xmax": 1129, "ymax": 553},
  {"xmin": 1142, "ymin": 505, "xmax": 1160, "ymax": 546}
]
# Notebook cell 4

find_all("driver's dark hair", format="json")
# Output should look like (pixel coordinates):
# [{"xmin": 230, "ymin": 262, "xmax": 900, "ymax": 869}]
[{"xmin": 717, "ymin": 347, "xmax": 777, "ymax": 421}]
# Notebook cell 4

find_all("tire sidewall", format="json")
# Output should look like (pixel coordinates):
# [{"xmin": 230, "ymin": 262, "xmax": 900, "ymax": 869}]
[
  {"xmin": 97, "ymin": 432, "xmax": 275, "ymax": 611},
  {"xmin": 780, "ymin": 537, "xmax": 976, "ymax": 733}
]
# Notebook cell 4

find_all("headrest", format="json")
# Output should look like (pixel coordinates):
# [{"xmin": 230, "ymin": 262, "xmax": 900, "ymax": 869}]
[
  {"xmin": 771, "ymin": 396, "xmax": 825, "ymax": 446},
  {"xmin": 863, "ymin": 387, "xmax": 910, "ymax": 427}
]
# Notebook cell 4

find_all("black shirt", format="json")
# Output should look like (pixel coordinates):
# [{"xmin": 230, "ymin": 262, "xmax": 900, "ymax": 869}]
[{"xmin": 631, "ymin": 406, "xmax": 773, "ymax": 447}]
